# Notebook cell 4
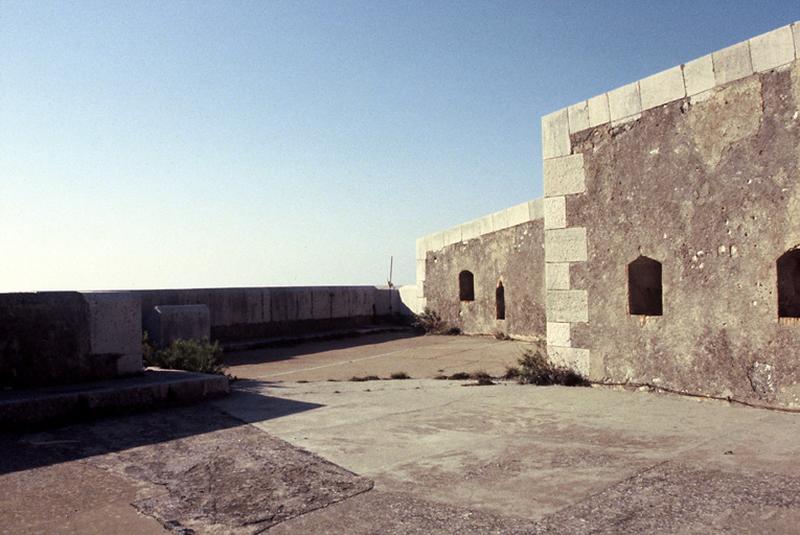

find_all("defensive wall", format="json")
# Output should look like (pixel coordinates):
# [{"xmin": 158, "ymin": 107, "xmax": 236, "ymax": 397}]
[
  {"xmin": 0, "ymin": 286, "xmax": 407, "ymax": 388},
  {"xmin": 417, "ymin": 200, "xmax": 545, "ymax": 339},
  {"xmin": 418, "ymin": 22, "xmax": 800, "ymax": 405}
]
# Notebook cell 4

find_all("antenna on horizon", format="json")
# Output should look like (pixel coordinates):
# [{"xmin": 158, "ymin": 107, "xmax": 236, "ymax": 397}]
[{"xmin": 387, "ymin": 256, "xmax": 394, "ymax": 288}]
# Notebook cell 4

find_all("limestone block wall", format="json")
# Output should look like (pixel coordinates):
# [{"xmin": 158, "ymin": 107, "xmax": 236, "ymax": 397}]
[
  {"xmin": 542, "ymin": 22, "xmax": 800, "ymax": 403},
  {"xmin": 135, "ymin": 286, "xmax": 404, "ymax": 343},
  {"xmin": 416, "ymin": 200, "xmax": 546, "ymax": 339}
]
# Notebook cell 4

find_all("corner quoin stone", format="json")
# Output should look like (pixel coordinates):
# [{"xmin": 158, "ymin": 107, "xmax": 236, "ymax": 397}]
[
  {"xmin": 749, "ymin": 25, "xmax": 795, "ymax": 73},
  {"xmin": 712, "ymin": 41, "xmax": 753, "ymax": 86},
  {"xmin": 547, "ymin": 322, "xmax": 572, "ymax": 347},
  {"xmin": 541, "ymin": 108, "xmax": 570, "ymax": 159},
  {"xmin": 545, "ymin": 262, "xmax": 570, "ymax": 290},
  {"xmin": 543, "ymin": 154, "xmax": 585, "ymax": 197},
  {"xmin": 545, "ymin": 227, "xmax": 588, "ymax": 263},
  {"xmin": 546, "ymin": 289, "xmax": 588, "ymax": 323},
  {"xmin": 547, "ymin": 346, "xmax": 590, "ymax": 376},
  {"xmin": 543, "ymin": 196, "xmax": 567, "ymax": 230}
]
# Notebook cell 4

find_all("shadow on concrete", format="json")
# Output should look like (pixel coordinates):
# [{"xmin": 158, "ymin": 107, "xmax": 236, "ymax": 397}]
[
  {"xmin": 0, "ymin": 380, "xmax": 323, "ymax": 476},
  {"xmin": 224, "ymin": 330, "xmax": 421, "ymax": 367}
]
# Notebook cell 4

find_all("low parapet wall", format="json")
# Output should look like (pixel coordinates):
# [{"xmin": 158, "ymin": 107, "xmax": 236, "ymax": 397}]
[
  {"xmin": 134, "ymin": 286, "xmax": 407, "ymax": 343},
  {"xmin": 0, "ymin": 286, "xmax": 407, "ymax": 388}
]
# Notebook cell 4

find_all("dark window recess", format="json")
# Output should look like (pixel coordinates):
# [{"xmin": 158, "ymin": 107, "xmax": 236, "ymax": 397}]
[
  {"xmin": 628, "ymin": 256, "xmax": 663, "ymax": 316},
  {"xmin": 496, "ymin": 282, "xmax": 506, "ymax": 320},
  {"xmin": 778, "ymin": 249, "xmax": 800, "ymax": 318},
  {"xmin": 459, "ymin": 270, "xmax": 475, "ymax": 302}
]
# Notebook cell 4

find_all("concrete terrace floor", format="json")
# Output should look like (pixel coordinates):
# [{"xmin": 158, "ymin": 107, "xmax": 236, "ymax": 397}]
[
  {"xmin": 223, "ymin": 332, "xmax": 534, "ymax": 381},
  {"xmin": 4, "ymin": 334, "xmax": 800, "ymax": 534}
]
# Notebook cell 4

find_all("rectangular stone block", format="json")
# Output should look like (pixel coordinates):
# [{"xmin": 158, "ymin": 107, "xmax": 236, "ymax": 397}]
[
  {"xmin": 547, "ymin": 346, "xmax": 590, "ymax": 376},
  {"xmin": 416, "ymin": 238, "xmax": 426, "ymax": 260},
  {"xmin": 683, "ymin": 54, "xmax": 715, "ymax": 96},
  {"xmin": 547, "ymin": 322, "xmax": 571, "ymax": 347},
  {"xmin": 425, "ymin": 231, "xmax": 446, "ymax": 253},
  {"xmin": 270, "ymin": 289, "xmax": 299, "ymax": 322},
  {"xmin": 567, "ymin": 101, "xmax": 589, "ymax": 133},
  {"xmin": 296, "ymin": 289, "xmax": 314, "ymax": 320},
  {"xmin": 543, "ymin": 196, "xmax": 566, "ymax": 229},
  {"xmin": 541, "ymin": 108, "xmax": 570, "ymax": 159},
  {"xmin": 639, "ymin": 66, "xmax": 685, "ymax": 110},
  {"xmin": 144, "ymin": 304, "xmax": 210, "ymax": 349},
  {"xmin": 794, "ymin": 23, "xmax": 800, "ymax": 59},
  {"xmin": 545, "ymin": 227, "xmax": 588, "ymax": 263},
  {"xmin": 416, "ymin": 259, "xmax": 426, "ymax": 283},
  {"xmin": 460, "ymin": 219, "xmax": 481, "ymax": 241},
  {"xmin": 546, "ymin": 290, "xmax": 588, "ymax": 322},
  {"xmin": 749, "ymin": 25, "xmax": 795, "ymax": 72},
  {"xmin": 713, "ymin": 41, "xmax": 753, "ymax": 85},
  {"xmin": 506, "ymin": 202, "xmax": 531, "ymax": 227},
  {"xmin": 491, "ymin": 208, "xmax": 511, "ymax": 231},
  {"xmin": 587, "ymin": 93, "xmax": 610, "ymax": 128},
  {"xmin": 329, "ymin": 288, "xmax": 350, "ymax": 318},
  {"xmin": 347, "ymin": 287, "xmax": 374, "ymax": 317},
  {"xmin": 311, "ymin": 288, "xmax": 333, "ymax": 319},
  {"xmin": 443, "ymin": 226, "xmax": 461, "ymax": 246},
  {"xmin": 607, "ymin": 81, "xmax": 641, "ymax": 122},
  {"xmin": 528, "ymin": 199, "xmax": 543, "ymax": 220},
  {"xmin": 545, "ymin": 262, "xmax": 570, "ymax": 290},
  {"xmin": 86, "ymin": 292, "xmax": 142, "ymax": 375},
  {"xmin": 543, "ymin": 154, "xmax": 585, "ymax": 197}
]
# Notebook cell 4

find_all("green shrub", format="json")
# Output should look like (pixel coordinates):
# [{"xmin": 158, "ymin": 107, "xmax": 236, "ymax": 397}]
[
  {"xmin": 516, "ymin": 348, "xmax": 589, "ymax": 387},
  {"xmin": 144, "ymin": 336, "xmax": 225, "ymax": 375}
]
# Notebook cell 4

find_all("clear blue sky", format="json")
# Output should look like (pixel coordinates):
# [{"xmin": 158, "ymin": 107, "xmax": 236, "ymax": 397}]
[{"xmin": 1, "ymin": 1, "xmax": 797, "ymax": 291}]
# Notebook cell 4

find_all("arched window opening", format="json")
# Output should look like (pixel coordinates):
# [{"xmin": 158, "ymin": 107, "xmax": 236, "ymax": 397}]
[
  {"xmin": 778, "ymin": 249, "xmax": 800, "ymax": 318},
  {"xmin": 459, "ymin": 270, "xmax": 474, "ymax": 302},
  {"xmin": 496, "ymin": 281, "xmax": 506, "ymax": 320},
  {"xmin": 628, "ymin": 256, "xmax": 663, "ymax": 316}
]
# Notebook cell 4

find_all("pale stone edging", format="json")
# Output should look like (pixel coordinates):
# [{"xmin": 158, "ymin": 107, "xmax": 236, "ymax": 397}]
[
  {"xmin": 543, "ymin": 22, "xmax": 800, "ymax": 145},
  {"xmin": 540, "ymin": 21, "xmax": 800, "ymax": 378},
  {"xmin": 414, "ymin": 199, "xmax": 544, "ymax": 304}
]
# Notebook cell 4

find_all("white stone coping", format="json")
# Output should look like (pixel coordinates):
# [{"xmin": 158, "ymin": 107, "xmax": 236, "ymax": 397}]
[
  {"xmin": 543, "ymin": 22, "xmax": 800, "ymax": 152},
  {"xmin": 416, "ymin": 199, "xmax": 543, "ymax": 260}
]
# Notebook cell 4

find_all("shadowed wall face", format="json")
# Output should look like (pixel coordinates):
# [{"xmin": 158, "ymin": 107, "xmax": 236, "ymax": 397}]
[
  {"xmin": 567, "ymin": 60, "xmax": 800, "ymax": 404},
  {"xmin": 424, "ymin": 220, "xmax": 545, "ymax": 339}
]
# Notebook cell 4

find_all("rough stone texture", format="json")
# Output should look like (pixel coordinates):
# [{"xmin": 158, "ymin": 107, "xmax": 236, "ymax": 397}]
[
  {"xmin": 543, "ymin": 154, "xmax": 585, "ymax": 197},
  {"xmin": 85, "ymin": 293, "xmax": 142, "ymax": 375},
  {"xmin": 545, "ymin": 262, "xmax": 571, "ymax": 290},
  {"xmin": 543, "ymin": 196, "xmax": 566, "ymax": 229},
  {"xmin": 424, "ymin": 220, "xmax": 545, "ymax": 339},
  {"xmin": 567, "ymin": 61, "xmax": 800, "ymax": 404},
  {"xmin": 544, "ymin": 227, "xmax": 588, "ymax": 263},
  {"xmin": 545, "ymin": 290, "xmax": 588, "ymax": 323},
  {"xmin": 143, "ymin": 304, "xmax": 211, "ymax": 348},
  {"xmin": 0, "ymin": 293, "xmax": 120, "ymax": 388},
  {"xmin": 1, "ymin": 403, "xmax": 372, "ymax": 534}
]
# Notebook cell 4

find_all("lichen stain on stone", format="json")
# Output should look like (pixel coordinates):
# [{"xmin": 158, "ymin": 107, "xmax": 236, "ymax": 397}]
[{"xmin": 687, "ymin": 76, "xmax": 763, "ymax": 170}]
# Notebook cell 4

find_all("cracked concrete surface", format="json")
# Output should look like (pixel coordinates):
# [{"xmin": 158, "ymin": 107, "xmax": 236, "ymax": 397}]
[{"xmin": 217, "ymin": 376, "xmax": 800, "ymax": 534}]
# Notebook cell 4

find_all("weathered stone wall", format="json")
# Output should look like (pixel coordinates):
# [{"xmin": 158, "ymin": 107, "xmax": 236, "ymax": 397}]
[
  {"xmin": 0, "ymin": 292, "xmax": 141, "ymax": 388},
  {"xmin": 135, "ymin": 286, "xmax": 405, "ymax": 343},
  {"xmin": 543, "ymin": 26, "xmax": 800, "ymax": 404},
  {"xmin": 424, "ymin": 219, "xmax": 546, "ymax": 339}
]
